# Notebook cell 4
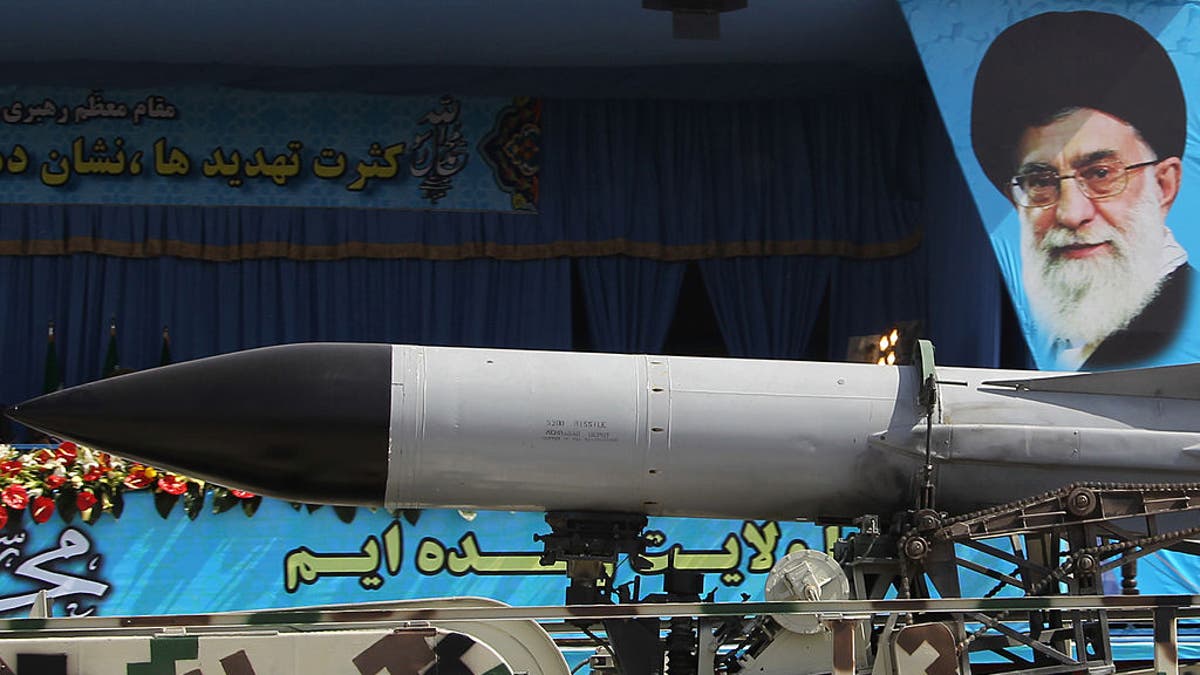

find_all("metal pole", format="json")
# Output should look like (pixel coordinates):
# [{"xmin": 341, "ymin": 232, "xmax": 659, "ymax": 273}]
[
  {"xmin": 697, "ymin": 619, "xmax": 716, "ymax": 675},
  {"xmin": 1154, "ymin": 606, "xmax": 1178, "ymax": 675},
  {"xmin": 830, "ymin": 619, "xmax": 857, "ymax": 675}
]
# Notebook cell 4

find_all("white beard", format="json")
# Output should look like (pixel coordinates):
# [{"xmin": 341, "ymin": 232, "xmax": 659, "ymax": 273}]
[{"xmin": 1021, "ymin": 178, "xmax": 1171, "ymax": 349}]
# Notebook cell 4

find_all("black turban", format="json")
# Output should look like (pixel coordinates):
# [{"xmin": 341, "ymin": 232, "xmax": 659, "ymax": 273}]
[{"xmin": 971, "ymin": 11, "xmax": 1186, "ymax": 196}]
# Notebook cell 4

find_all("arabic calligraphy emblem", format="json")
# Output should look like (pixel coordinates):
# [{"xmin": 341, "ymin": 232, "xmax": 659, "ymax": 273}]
[
  {"xmin": 410, "ymin": 95, "xmax": 469, "ymax": 204},
  {"xmin": 0, "ymin": 527, "xmax": 110, "ymax": 616}
]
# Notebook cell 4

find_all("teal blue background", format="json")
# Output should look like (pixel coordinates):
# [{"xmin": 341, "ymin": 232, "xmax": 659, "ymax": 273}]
[
  {"xmin": 2, "ymin": 494, "xmax": 1194, "ymax": 618},
  {"xmin": 0, "ymin": 496, "xmax": 833, "ymax": 617}
]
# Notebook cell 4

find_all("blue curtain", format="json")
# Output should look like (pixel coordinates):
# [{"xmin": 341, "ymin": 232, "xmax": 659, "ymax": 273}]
[
  {"xmin": 676, "ymin": 88, "xmax": 929, "ymax": 361},
  {"xmin": 0, "ymin": 204, "xmax": 552, "ymax": 258},
  {"xmin": 918, "ymin": 107, "xmax": 1003, "ymax": 367},
  {"xmin": 576, "ymin": 257, "xmax": 685, "ymax": 353},
  {"xmin": 699, "ymin": 256, "xmax": 833, "ymax": 359},
  {"xmin": 539, "ymin": 95, "xmax": 922, "ymax": 255},
  {"xmin": 0, "ymin": 255, "xmax": 571, "ymax": 407},
  {"xmin": 826, "ymin": 254, "xmax": 926, "ymax": 362}
]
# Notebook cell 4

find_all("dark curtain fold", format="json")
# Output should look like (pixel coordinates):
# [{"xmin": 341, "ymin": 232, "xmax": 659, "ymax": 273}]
[
  {"xmin": 540, "ymin": 93, "xmax": 923, "ymax": 255},
  {"xmin": 918, "ymin": 104, "xmax": 1003, "ymax": 367},
  {"xmin": 0, "ymin": 255, "xmax": 571, "ymax": 406},
  {"xmin": 698, "ymin": 256, "xmax": 833, "ymax": 359},
  {"xmin": 1, "ymin": 204, "xmax": 553, "ymax": 259},
  {"xmin": 826, "ymin": 254, "xmax": 926, "ymax": 362},
  {"xmin": 576, "ymin": 257, "xmax": 686, "ymax": 353}
]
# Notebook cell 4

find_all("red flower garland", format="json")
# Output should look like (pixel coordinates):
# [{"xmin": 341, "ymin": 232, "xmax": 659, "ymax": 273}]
[
  {"xmin": 30, "ymin": 496, "xmax": 54, "ymax": 524},
  {"xmin": 0, "ymin": 442, "xmax": 273, "ymax": 525},
  {"xmin": 2, "ymin": 485, "xmax": 28, "ymax": 510}
]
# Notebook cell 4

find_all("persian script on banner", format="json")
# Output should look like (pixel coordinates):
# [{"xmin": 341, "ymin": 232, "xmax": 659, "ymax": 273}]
[{"xmin": 0, "ymin": 89, "xmax": 541, "ymax": 213}]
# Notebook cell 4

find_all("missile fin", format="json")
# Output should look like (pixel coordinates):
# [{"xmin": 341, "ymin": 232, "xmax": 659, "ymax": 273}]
[{"xmin": 982, "ymin": 363, "xmax": 1200, "ymax": 400}]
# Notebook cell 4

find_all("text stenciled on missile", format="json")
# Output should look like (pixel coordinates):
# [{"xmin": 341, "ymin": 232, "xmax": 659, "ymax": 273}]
[{"xmin": 543, "ymin": 418, "xmax": 619, "ymax": 442}]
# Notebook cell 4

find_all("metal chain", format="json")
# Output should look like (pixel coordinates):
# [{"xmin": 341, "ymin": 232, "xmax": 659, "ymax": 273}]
[
  {"xmin": 891, "ymin": 481, "xmax": 1200, "ymax": 654},
  {"xmin": 955, "ymin": 523, "xmax": 1200, "ymax": 652},
  {"xmin": 938, "ymin": 481, "xmax": 1200, "ymax": 530}
]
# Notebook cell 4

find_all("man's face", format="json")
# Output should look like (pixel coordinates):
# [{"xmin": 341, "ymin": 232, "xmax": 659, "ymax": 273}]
[{"xmin": 1015, "ymin": 108, "xmax": 1179, "ymax": 350}]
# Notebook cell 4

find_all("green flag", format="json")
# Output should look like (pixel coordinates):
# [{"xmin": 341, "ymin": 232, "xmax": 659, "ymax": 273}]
[
  {"xmin": 42, "ymin": 321, "xmax": 61, "ymax": 394},
  {"xmin": 159, "ymin": 326, "xmax": 172, "ymax": 366},
  {"xmin": 102, "ymin": 318, "xmax": 119, "ymax": 378}
]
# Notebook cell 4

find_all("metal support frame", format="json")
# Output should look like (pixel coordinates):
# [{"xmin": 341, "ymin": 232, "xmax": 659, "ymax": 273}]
[
  {"xmin": 830, "ymin": 475, "xmax": 1200, "ymax": 673},
  {"xmin": 1155, "ymin": 607, "xmax": 1178, "ymax": 675},
  {"xmin": 828, "ymin": 618, "xmax": 860, "ymax": 675},
  {"xmin": 536, "ymin": 511, "xmax": 649, "ymax": 606}
]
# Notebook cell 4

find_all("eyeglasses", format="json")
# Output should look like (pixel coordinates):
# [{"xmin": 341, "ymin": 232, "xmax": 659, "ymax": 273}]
[{"xmin": 1009, "ymin": 159, "xmax": 1161, "ymax": 208}]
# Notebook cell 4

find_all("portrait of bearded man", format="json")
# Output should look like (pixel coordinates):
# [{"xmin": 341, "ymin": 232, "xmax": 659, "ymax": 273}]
[{"xmin": 971, "ymin": 11, "xmax": 1190, "ymax": 370}]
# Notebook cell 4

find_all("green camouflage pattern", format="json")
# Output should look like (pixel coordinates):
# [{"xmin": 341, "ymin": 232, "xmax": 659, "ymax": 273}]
[{"xmin": 0, "ymin": 625, "xmax": 514, "ymax": 675}]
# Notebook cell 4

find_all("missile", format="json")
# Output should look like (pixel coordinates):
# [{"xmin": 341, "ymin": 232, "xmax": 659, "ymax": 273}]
[{"xmin": 8, "ymin": 342, "xmax": 1200, "ymax": 523}]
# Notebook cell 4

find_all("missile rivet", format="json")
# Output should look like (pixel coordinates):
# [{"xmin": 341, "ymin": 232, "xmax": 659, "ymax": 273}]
[
  {"xmin": 652, "ymin": 387, "xmax": 664, "ymax": 392},
  {"xmin": 649, "ymin": 469, "xmax": 658, "ymax": 474},
  {"xmin": 652, "ymin": 427, "xmax": 664, "ymax": 432}
]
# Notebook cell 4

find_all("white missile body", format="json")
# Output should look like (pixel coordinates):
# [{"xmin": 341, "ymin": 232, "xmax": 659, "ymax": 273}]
[
  {"xmin": 10, "ymin": 342, "xmax": 1200, "ymax": 523},
  {"xmin": 384, "ymin": 345, "xmax": 1200, "ymax": 521}
]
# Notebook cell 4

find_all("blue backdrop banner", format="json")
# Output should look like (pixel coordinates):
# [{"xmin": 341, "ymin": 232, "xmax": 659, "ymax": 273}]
[
  {"xmin": 0, "ymin": 497, "xmax": 839, "ymax": 617},
  {"xmin": 900, "ymin": 2, "xmax": 1200, "ymax": 371},
  {"xmin": 0, "ymin": 88, "xmax": 539, "ymax": 212},
  {"xmin": 1, "ymin": 498, "xmax": 1192, "ymax": 618}
]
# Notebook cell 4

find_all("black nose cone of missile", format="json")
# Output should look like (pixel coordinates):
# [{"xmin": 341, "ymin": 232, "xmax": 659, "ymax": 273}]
[{"xmin": 7, "ymin": 343, "xmax": 392, "ymax": 506}]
